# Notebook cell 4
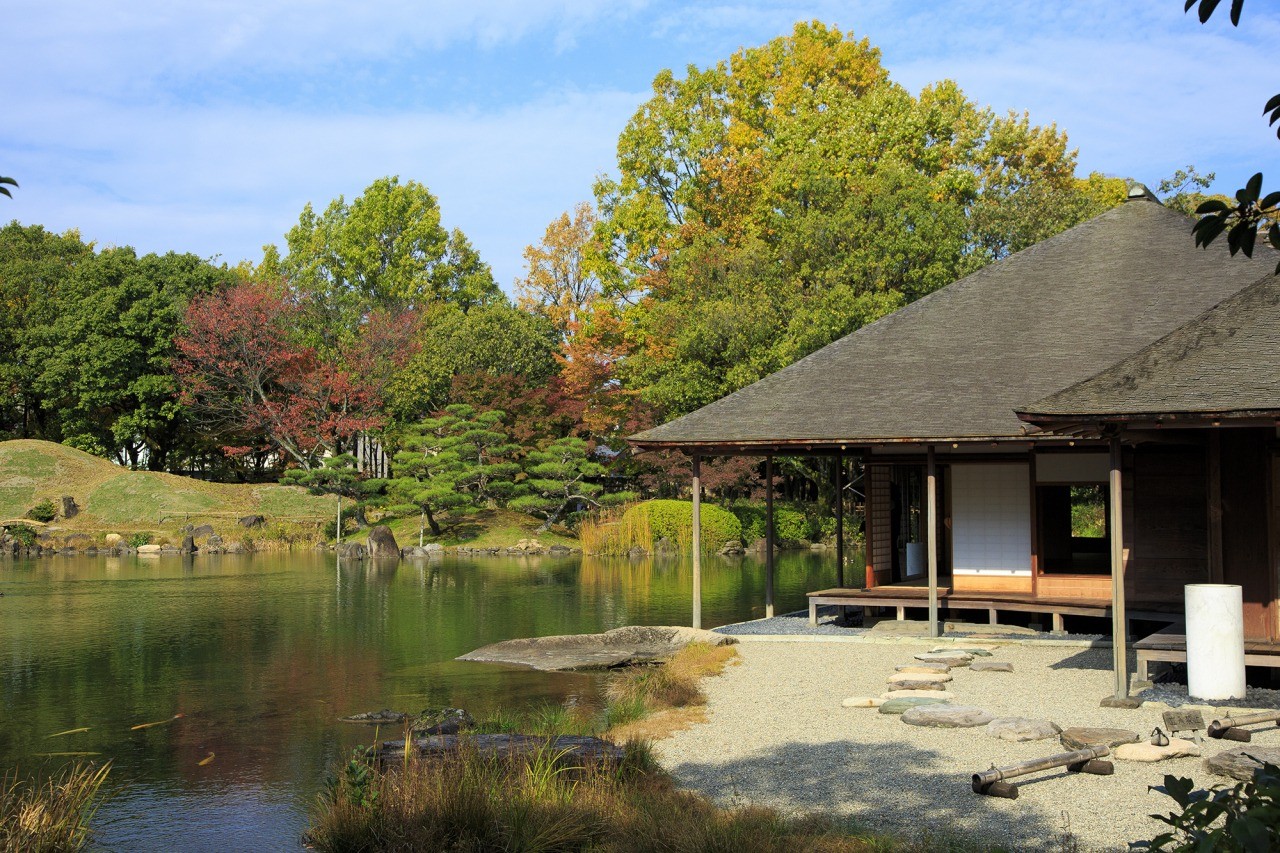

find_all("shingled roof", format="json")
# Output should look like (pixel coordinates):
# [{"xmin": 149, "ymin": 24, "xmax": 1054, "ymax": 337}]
[
  {"xmin": 629, "ymin": 193, "xmax": 1274, "ymax": 449},
  {"xmin": 1018, "ymin": 271, "xmax": 1280, "ymax": 423}
]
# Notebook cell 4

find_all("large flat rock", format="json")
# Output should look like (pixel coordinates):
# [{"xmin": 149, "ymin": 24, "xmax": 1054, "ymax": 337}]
[
  {"xmin": 1060, "ymin": 727, "xmax": 1141, "ymax": 750},
  {"xmin": 456, "ymin": 626, "xmax": 736, "ymax": 671},
  {"xmin": 376, "ymin": 733, "xmax": 624, "ymax": 764},
  {"xmin": 902, "ymin": 705, "xmax": 994, "ymax": 728},
  {"xmin": 986, "ymin": 717, "xmax": 1061, "ymax": 742},
  {"xmin": 1205, "ymin": 746, "xmax": 1280, "ymax": 781}
]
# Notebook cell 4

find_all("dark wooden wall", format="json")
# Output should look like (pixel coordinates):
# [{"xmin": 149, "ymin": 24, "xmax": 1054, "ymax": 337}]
[
  {"xmin": 1219, "ymin": 428, "xmax": 1276, "ymax": 640},
  {"xmin": 1125, "ymin": 443, "xmax": 1209, "ymax": 603}
]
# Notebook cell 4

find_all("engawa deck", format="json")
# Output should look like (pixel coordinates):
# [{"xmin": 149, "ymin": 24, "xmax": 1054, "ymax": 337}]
[
  {"xmin": 1133, "ymin": 622, "xmax": 1280, "ymax": 681},
  {"xmin": 807, "ymin": 583, "xmax": 1181, "ymax": 633}
]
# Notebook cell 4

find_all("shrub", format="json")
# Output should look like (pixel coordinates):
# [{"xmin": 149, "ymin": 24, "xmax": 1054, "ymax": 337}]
[
  {"xmin": 731, "ymin": 502, "xmax": 815, "ymax": 543},
  {"xmin": 26, "ymin": 499, "xmax": 57, "ymax": 523},
  {"xmin": 619, "ymin": 500, "xmax": 742, "ymax": 553},
  {"xmin": 323, "ymin": 517, "xmax": 357, "ymax": 541},
  {"xmin": 1139, "ymin": 762, "xmax": 1280, "ymax": 851},
  {"xmin": 127, "ymin": 532, "xmax": 152, "ymax": 548},
  {"xmin": 5, "ymin": 524, "xmax": 37, "ymax": 547}
]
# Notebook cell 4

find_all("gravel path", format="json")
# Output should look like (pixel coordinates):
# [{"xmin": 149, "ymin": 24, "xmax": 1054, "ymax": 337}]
[{"xmin": 654, "ymin": 638, "xmax": 1277, "ymax": 852}]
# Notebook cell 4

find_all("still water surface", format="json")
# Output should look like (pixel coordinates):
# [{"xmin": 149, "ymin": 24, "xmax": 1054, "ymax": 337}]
[{"xmin": 0, "ymin": 550, "xmax": 851, "ymax": 851}]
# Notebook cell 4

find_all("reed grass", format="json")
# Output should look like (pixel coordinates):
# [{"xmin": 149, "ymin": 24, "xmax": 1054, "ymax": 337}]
[
  {"xmin": 0, "ymin": 762, "xmax": 111, "ymax": 852},
  {"xmin": 578, "ymin": 502, "xmax": 653, "ymax": 556}
]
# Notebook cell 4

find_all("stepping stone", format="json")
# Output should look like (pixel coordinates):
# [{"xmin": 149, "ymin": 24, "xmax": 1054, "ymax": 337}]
[
  {"xmin": 970, "ymin": 661, "xmax": 1014, "ymax": 673},
  {"xmin": 986, "ymin": 717, "xmax": 1061, "ymax": 742},
  {"xmin": 902, "ymin": 705, "xmax": 994, "ymax": 728},
  {"xmin": 1060, "ymin": 727, "xmax": 1141, "ymax": 751},
  {"xmin": 1114, "ymin": 738, "xmax": 1200, "ymax": 763},
  {"xmin": 887, "ymin": 671, "xmax": 951, "ymax": 685},
  {"xmin": 1205, "ymin": 746, "xmax": 1280, "ymax": 781},
  {"xmin": 879, "ymin": 697, "xmax": 950, "ymax": 715},
  {"xmin": 895, "ymin": 663, "xmax": 950, "ymax": 674},
  {"xmin": 932, "ymin": 647, "xmax": 993, "ymax": 657},
  {"xmin": 841, "ymin": 696, "xmax": 883, "ymax": 708},
  {"xmin": 882, "ymin": 689, "xmax": 950, "ymax": 700},
  {"xmin": 915, "ymin": 652, "xmax": 973, "ymax": 666},
  {"xmin": 885, "ymin": 678, "xmax": 950, "ymax": 691}
]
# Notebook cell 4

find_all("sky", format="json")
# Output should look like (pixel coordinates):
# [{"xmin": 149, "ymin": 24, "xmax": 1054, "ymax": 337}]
[{"xmin": 4, "ymin": 1, "xmax": 1278, "ymax": 292}]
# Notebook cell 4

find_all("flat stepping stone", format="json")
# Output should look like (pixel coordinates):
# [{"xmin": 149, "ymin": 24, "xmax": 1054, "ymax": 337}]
[
  {"xmin": 901, "ymin": 705, "xmax": 995, "ymax": 728},
  {"xmin": 1205, "ymin": 746, "xmax": 1280, "ymax": 781},
  {"xmin": 915, "ymin": 652, "xmax": 973, "ymax": 666},
  {"xmin": 882, "ymin": 689, "xmax": 950, "ymax": 700},
  {"xmin": 1060, "ymin": 727, "xmax": 1141, "ymax": 750},
  {"xmin": 895, "ymin": 663, "xmax": 950, "ymax": 674},
  {"xmin": 885, "ymin": 678, "xmax": 951, "ymax": 691},
  {"xmin": 931, "ymin": 647, "xmax": 993, "ymax": 657},
  {"xmin": 1114, "ymin": 738, "xmax": 1200, "ymax": 763},
  {"xmin": 879, "ymin": 696, "xmax": 950, "ymax": 715},
  {"xmin": 986, "ymin": 717, "xmax": 1061, "ymax": 742},
  {"xmin": 841, "ymin": 696, "xmax": 883, "ymax": 708},
  {"xmin": 969, "ymin": 661, "xmax": 1014, "ymax": 672},
  {"xmin": 887, "ymin": 671, "xmax": 951, "ymax": 685}
]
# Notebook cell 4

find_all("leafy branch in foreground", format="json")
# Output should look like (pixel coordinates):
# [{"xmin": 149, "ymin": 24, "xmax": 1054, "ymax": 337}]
[
  {"xmin": 0, "ymin": 176, "xmax": 16, "ymax": 198},
  {"xmin": 1183, "ymin": 0, "xmax": 1280, "ymax": 272},
  {"xmin": 1137, "ymin": 761, "xmax": 1280, "ymax": 851}
]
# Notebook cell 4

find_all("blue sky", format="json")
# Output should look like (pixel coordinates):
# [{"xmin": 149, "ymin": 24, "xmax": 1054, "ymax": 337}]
[{"xmin": 4, "ymin": 1, "xmax": 1278, "ymax": 291}]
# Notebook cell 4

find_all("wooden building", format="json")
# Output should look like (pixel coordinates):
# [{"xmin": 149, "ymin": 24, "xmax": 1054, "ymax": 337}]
[{"xmin": 628, "ymin": 185, "xmax": 1278, "ymax": 696}]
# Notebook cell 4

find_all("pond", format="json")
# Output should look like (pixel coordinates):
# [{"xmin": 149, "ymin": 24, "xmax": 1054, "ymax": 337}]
[{"xmin": 0, "ymin": 548, "xmax": 858, "ymax": 851}]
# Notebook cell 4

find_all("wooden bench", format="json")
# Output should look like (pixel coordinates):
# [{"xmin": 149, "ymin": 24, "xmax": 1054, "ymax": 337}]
[{"xmin": 1134, "ymin": 622, "xmax": 1280, "ymax": 682}]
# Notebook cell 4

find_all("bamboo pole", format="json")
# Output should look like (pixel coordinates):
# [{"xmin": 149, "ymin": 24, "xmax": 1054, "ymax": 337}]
[
  {"xmin": 835, "ymin": 450, "xmax": 845, "ymax": 588},
  {"xmin": 766, "ymin": 455, "xmax": 775, "ymax": 619},
  {"xmin": 692, "ymin": 454, "xmax": 702, "ymax": 630},
  {"xmin": 1110, "ymin": 435, "xmax": 1128, "ymax": 698},
  {"xmin": 927, "ymin": 445, "xmax": 939, "ymax": 640}
]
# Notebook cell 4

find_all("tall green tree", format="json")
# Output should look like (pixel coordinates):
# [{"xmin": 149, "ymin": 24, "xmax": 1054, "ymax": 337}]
[
  {"xmin": 385, "ymin": 302, "xmax": 559, "ymax": 423},
  {"xmin": 271, "ymin": 176, "xmax": 503, "ymax": 348},
  {"xmin": 0, "ymin": 223, "xmax": 94, "ymax": 440},
  {"xmin": 394, "ymin": 405, "xmax": 524, "ymax": 512},
  {"xmin": 596, "ymin": 22, "xmax": 1124, "ymax": 418}
]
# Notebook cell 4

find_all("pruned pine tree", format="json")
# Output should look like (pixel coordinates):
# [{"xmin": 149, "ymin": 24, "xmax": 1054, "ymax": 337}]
[{"xmin": 509, "ymin": 437, "xmax": 634, "ymax": 530}]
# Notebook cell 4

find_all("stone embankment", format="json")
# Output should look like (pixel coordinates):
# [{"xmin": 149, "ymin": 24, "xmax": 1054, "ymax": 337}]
[{"xmin": 0, "ymin": 518, "xmax": 262, "ymax": 558}]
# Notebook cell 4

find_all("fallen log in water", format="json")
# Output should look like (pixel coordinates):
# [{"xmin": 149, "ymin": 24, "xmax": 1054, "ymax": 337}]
[{"xmin": 375, "ymin": 734, "xmax": 625, "ymax": 765}]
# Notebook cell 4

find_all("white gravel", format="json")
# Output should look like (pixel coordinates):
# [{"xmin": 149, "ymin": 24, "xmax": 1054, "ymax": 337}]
[{"xmin": 653, "ymin": 638, "xmax": 1280, "ymax": 852}]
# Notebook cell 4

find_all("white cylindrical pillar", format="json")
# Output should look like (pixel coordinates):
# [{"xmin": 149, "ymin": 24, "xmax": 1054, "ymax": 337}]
[{"xmin": 1185, "ymin": 583, "xmax": 1246, "ymax": 700}]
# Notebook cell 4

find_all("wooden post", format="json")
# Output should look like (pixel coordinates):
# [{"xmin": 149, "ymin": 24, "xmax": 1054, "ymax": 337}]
[
  {"xmin": 766, "ymin": 455, "xmax": 776, "ymax": 619},
  {"xmin": 927, "ymin": 445, "xmax": 939, "ymax": 640},
  {"xmin": 692, "ymin": 454, "xmax": 703, "ymax": 630},
  {"xmin": 835, "ymin": 450, "xmax": 845, "ymax": 588},
  {"xmin": 1109, "ymin": 435, "xmax": 1128, "ymax": 698}
]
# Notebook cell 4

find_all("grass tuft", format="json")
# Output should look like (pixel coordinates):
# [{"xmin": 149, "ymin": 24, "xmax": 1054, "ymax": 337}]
[
  {"xmin": 308, "ymin": 737, "xmax": 892, "ymax": 853},
  {"xmin": 0, "ymin": 762, "xmax": 111, "ymax": 852}
]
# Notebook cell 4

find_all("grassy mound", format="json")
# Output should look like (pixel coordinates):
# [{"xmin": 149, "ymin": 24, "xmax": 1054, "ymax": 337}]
[{"xmin": 0, "ymin": 439, "xmax": 334, "ymax": 536}]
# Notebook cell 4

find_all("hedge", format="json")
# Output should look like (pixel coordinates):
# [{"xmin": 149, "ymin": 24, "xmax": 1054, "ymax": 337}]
[{"xmin": 731, "ymin": 502, "xmax": 816, "ymax": 544}]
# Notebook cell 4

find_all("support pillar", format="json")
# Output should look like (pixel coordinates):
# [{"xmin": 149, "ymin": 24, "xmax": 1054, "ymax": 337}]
[
  {"xmin": 1109, "ymin": 435, "xmax": 1129, "ymax": 698},
  {"xmin": 835, "ymin": 450, "xmax": 845, "ymax": 588},
  {"xmin": 927, "ymin": 445, "xmax": 939, "ymax": 640},
  {"xmin": 691, "ymin": 454, "xmax": 702, "ymax": 630},
  {"xmin": 765, "ymin": 455, "xmax": 775, "ymax": 619}
]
